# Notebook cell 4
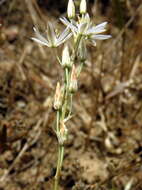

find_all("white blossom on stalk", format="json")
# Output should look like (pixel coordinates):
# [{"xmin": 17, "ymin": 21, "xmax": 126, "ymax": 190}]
[
  {"xmin": 60, "ymin": 13, "xmax": 111, "ymax": 46},
  {"xmin": 31, "ymin": 22, "xmax": 72, "ymax": 48},
  {"xmin": 67, "ymin": 0, "xmax": 75, "ymax": 19}
]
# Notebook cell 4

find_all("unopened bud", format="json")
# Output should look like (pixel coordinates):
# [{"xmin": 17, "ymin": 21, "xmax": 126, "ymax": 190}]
[
  {"xmin": 80, "ymin": 0, "xmax": 87, "ymax": 14},
  {"xmin": 67, "ymin": 0, "xmax": 75, "ymax": 19},
  {"xmin": 53, "ymin": 82, "xmax": 62, "ymax": 110},
  {"xmin": 69, "ymin": 64, "xmax": 78, "ymax": 93},
  {"xmin": 62, "ymin": 45, "xmax": 72, "ymax": 68},
  {"xmin": 58, "ymin": 121, "xmax": 68, "ymax": 145}
]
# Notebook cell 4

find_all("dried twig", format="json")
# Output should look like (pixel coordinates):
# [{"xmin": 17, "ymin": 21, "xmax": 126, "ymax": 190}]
[{"xmin": 129, "ymin": 55, "xmax": 141, "ymax": 79}]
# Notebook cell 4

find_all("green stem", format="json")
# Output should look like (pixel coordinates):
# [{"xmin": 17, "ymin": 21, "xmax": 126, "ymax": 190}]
[
  {"xmin": 61, "ymin": 68, "xmax": 69, "ymax": 121},
  {"xmin": 56, "ymin": 111, "xmax": 60, "ymax": 133},
  {"xmin": 60, "ymin": 146, "xmax": 64, "ymax": 168},
  {"xmin": 54, "ymin": 145, "xmax": 64, "ymax": 190},
  {"xmin": 73, "ymin": 34, "xmax": 82, "ymax": 60},
  {"xmin": 68, "ymin": 94, "xmax": 73, "ymax": 118},
  {"xmin": 75, "ymin": 34, "xmax": 82, "ymax": 53},
  {"xmin": 65, "ymin": 68, "xmax": 69, "ymax": 87}
]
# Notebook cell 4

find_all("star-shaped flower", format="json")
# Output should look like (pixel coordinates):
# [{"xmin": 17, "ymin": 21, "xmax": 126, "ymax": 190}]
[{"xmin": 31, "ymin": 22, "xmax": 72, "ymax": 48}]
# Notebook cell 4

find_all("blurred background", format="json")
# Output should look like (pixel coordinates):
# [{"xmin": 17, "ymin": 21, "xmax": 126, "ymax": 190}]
[{"xmin": 0, "ymin": 0, "xmax": 142, "ymax": 189}]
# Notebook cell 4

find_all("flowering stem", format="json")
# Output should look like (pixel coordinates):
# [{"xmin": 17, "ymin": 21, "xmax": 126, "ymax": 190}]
[{"xmin": 54, "ymin": 33, "xmax": 82, "ymax": 190}]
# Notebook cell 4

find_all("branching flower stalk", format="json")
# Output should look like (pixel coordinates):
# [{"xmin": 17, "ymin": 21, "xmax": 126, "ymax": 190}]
[{"xmin": 32, "ymin": 0, "xmax": 111, "ymax": 189}]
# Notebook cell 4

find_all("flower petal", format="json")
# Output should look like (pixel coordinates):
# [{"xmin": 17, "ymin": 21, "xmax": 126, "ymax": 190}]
[
  {"xmin": 57, "ymin": 32, "xmax": 72, "ymax": 46},
  {"xmin": 90, "ymin": 22, "xmax": 108, "ymax": 34},
  {"xmin": 60, "ymin": 17, "xmax": 70, "ymax": 27},
  {"xmin": 47, "ymin": 22, "xmax": 56, "ymax": 45},
  {"xmin": 60, "ymin": 17, "xmax": 77, "ymax": 33},
  {"xmin": 78, "ymin": 22, "xmax": 88, "ymax": 34},
  {"xmin": 92, "ymin": 34, "xmax": 111, "ymax": 40},
  {"xmin": 31, "ymin": 37, "xmax": 50, "ymax": 46},
  {"xmin": 86, "ymin": 27, "xmax": 106, "ymax": 35},
  {"xmin": 94, "ymin": 22, "xmax": 108, "ymax": 29},
  {"xmin": 32, "ymin": 27, "xmax": 49, "ymax": 45},
  {"xmin": 58, "ymin": 27, "xmax": 71, "ymax": 43}
]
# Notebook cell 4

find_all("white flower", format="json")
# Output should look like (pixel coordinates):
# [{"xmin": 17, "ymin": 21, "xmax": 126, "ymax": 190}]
[
  {"xmin": 31, "ymin": 22, "xmax": 72, "ymax": 48},
  {"xmin": 60, "ymin": 14, "xmax": 111, "ymax": 46}
]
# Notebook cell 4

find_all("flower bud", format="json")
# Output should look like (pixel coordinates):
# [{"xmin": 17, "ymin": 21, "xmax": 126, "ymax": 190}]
[
  {"xmin": 53, "ymin": 82, "xmax": 62, "ymax": 110},
  {"xmin": 58, "ymin": 121, "xmax": 68, "ymax": 145},
  {"xmin": 69, "ymin": 64, "xmax": 78, "ymax": 93},
  {"xmin": 80, "ymin": 0, "xmax": 87, "ymax": 14},
  {"xmin": 67, "ymin": 0, "xmax": 75, "ymax": 19},
  {"xmin": 61, "ymin": 45, "xmax": 72, "ymax": 68}
]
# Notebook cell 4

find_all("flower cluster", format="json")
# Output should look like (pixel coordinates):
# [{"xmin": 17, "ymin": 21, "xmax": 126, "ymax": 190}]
[
  {"xmin": 60, "ymin": 13, "xmax": 111, "ymax": 46},
  {"xmin": 32, "ymin": 0, "xmax": 111, "ymax": 48}
]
